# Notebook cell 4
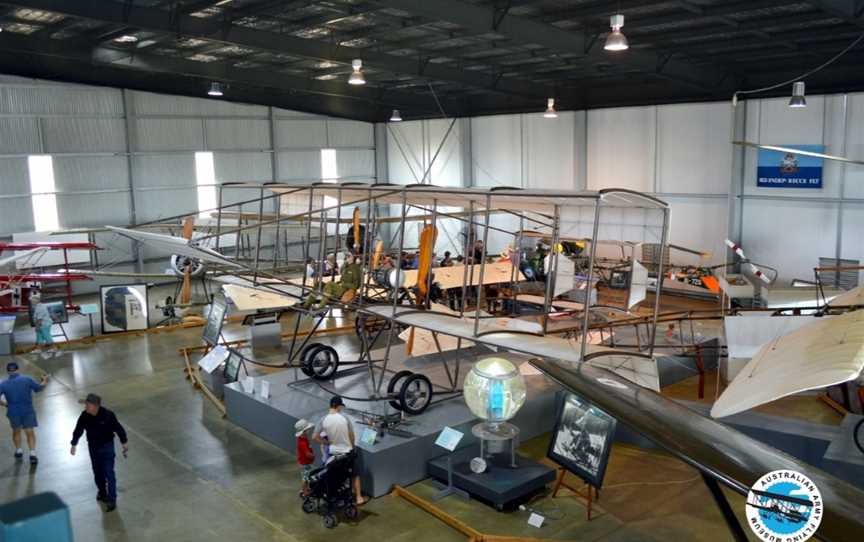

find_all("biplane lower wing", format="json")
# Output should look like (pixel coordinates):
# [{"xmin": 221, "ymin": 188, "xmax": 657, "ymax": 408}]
[
  {"xmin": 106, "ymin": 226, "xmax": 241, "ymax": 268},
  {"xmin": 828, "ymin": 284, "xmax": 864, "ymax": 307},
  {"xmin": 365, "ymin": 305, "xmax": 660, "ymax": 391},
  {"xmin": 215, "ymin": 275, "xmax": 303, "ymax": 312},
  {"xmin": 531, "ymin": 358, "xmax": 864, "ymax": 542},
  {"xmin": 712, "ymin": 309, "xmax": 864, "ymax": 418}
]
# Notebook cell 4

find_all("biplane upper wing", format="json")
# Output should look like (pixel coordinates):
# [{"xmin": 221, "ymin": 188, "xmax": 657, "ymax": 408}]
[
  {"xmin": 531, "ymin": 358, "xmax": 864, "ymax": 542},
  {"xmin": 106, "ymin": 226, "xmax": 242, "ymax": 268},
  {"xmin": 0, "ymin": 247, "xmax": 49, "ymax": 268},
  {"xmin": 364, "ymin": 305, "xmax": 660, "ymax": 391},
  {"xmin": 289, "ymin": 261, "xmax": 525, "ymax": 290},
  {"xmin": 711, "ymin": 309, "xmax": 864, "ymax": 418}
]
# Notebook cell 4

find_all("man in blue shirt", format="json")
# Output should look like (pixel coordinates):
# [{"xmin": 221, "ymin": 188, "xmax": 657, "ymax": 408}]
[{"xmin": 0, "ymin": 362, "xmax": 48, "ymax": 465}]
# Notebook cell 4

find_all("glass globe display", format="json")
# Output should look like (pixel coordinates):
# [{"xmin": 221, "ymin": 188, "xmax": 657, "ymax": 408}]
[{"xmin": 463, "ymin": 357, "xmax": 527, "ymax": 423}]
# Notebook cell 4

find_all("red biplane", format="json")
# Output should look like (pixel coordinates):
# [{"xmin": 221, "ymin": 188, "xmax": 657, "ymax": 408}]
[{"xmin": 0, "ymin": 241, "xmax": 98, "ymax": 313}]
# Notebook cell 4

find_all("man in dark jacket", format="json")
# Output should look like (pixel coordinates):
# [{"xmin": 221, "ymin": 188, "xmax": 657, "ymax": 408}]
[{"xmin": 69, "ymin": 394, "xmax": 128, "ymax": 512}]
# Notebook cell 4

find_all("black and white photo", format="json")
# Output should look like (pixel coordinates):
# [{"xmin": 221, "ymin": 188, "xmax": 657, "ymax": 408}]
[{"xmin": 548, "ymin": 392, "xmax": 617, "ymax": 488}]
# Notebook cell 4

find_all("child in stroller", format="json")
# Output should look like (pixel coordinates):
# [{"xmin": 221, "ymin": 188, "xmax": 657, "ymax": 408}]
[{"xmin": 301, "ymin": 450, "xmax": 358, "ymax": 528}]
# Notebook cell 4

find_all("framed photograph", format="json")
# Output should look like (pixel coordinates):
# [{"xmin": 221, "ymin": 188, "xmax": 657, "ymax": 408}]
[
  {"xmin": 100, "ymin": 284, "xmax": 149, "ymax": 333},
  {"xmin": 547, "ymin": 392, "xmax": 617, "ymax": 489},
  {"xmin": 202, "ymin": 295, "xmax": 228, "ymax": 346},
  {"xmin": 28, "ymin": 301, "xmax": 68, "ymax": 327}
]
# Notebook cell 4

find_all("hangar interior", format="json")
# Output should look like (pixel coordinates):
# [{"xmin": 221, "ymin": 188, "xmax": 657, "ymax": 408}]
[{"xmin": 0, "ymin": 1, "xmax": 863, "ymax": 542}]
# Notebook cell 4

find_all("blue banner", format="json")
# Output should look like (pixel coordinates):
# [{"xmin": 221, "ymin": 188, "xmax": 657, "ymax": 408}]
[{"xmin": 757, "ymin": 144, "xmax": 824, "ymax": 189}]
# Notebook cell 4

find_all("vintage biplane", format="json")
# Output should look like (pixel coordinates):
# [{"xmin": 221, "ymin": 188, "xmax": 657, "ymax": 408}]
[
  {"xmin": 104, "ymin": 177, "xmax": 864, "ymax": 540},
  {"xmin": 107, "ymin": 181, "xmax": 672, "ymax": 414},
  {"xmin": 0, "ymin": 241, "xmax": 98, "ymax": 313}
]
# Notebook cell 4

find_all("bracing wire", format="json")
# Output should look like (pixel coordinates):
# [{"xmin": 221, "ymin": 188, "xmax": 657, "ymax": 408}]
[{"xmin": 733, "ymin": 30, "xmax": 864, "ymax": 101}]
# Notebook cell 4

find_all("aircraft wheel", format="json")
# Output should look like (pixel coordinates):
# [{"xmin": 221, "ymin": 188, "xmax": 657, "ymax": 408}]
[
  {"xmin": 854, "ymin": 418, "xmax": 864, "ymax": 456},
  {"xmin": 298, "ymin": 343, "xmax": 323, "ymax": 376},
  {"xmin": 386, "ymin": 370, "xmax": 414, "ymax": 411},
  {"xmin": 344, "ymin": 504, "xmax": 359, "ymax": 520},
  {"xmin": 303, "ymin": 345, "xmax": 339, "ymax": 380},
  {"xmin": 399, "ymin": 373, "xmax": 433, "ymax": 415}
]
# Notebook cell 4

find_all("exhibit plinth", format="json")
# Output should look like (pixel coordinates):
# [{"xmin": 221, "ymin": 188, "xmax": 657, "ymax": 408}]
[
  {"xmin": 427, "ymin": 446, "xmax": 556, "ymax": 511},
  {"xmin": 473, "ymin": 422, "xmax": 519, "ymax": 468}
]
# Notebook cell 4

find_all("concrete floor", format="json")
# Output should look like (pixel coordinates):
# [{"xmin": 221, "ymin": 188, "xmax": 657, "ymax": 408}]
[{"xmin": 0, "ymin": 294, "xmax": 763, "ymax": 541}]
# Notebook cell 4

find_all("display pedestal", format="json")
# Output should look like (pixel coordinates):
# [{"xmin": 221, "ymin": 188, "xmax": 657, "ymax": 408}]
[
  {"xmin": 431, "ymin": 455, "xmax": 470, "ymax": 502},
  {"xmin": 427, "ymin": 446, "xmax": 555, "ymax": 511},
  {"xmin": 551, "ymin": 467, "xmax": 599, "ymax": 521},
  {"xmin": 473, "ymin": 422, "xmax": 519, "ymax": 468}
]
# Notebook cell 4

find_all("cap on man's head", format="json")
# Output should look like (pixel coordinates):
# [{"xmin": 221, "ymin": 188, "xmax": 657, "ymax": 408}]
[
  {"xmin": 6, "ymin": 362, "xmax": 18, "ymax": 373},
  {"xmin": 329, "ymin": 395, "xmax": 345, "ymax": 408},
  {"xmin": 84, "ymin": 393, "xmax": 102, "ymax": 406}
]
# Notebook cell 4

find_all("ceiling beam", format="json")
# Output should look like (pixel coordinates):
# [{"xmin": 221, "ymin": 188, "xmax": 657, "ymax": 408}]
[
  {"xmin": 808, "ymin": 0, "xmax": 864, "ymax": 20},
  {"xmin": 369, "ymin": 0, "xmax": 732, "ymax": 92},
  {"xmin": 0, "ymin": 48, "xmax": 387, "ymax": 121},
  {"xmin": 0, "ymin": 29, "xmax": 451, "ymax": 118},
  {"xmin": 0, "ymin": 0, "xmax": 557, "ymax": 99},
  {"xmin": 369, "ymin": 0, "xmax": 591, "ymax": 58}
]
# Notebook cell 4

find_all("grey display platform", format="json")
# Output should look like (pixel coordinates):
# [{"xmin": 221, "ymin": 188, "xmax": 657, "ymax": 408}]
[
  {"xmin": 224, "ymin": 346, "xmax": 560, "ymax": 498},
  {"xmin": 223, "ymin": 336, "xmax": 721, "ymax": 498},
  {"xmin": 428, "ymin": 446, "xmax": 556, "ymax": 510}
]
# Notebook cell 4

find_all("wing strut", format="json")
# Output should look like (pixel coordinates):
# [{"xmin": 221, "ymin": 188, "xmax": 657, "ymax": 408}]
[{"xmin": 701, "ymin": 472, "xmax": 749, "ymax": 542}]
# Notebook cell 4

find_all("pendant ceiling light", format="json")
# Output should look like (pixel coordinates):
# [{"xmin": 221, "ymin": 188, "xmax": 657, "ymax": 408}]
[
  {"xmin": 207, "ymin": 82, "xmax": 224, "ymax": 97},
  {"xmin": 390, "ymin": 109, "xmax": 402, "ymax": 122},
  {"xmin": 348, "ymin": 59, "xmax": 366, "ymax": 85},
  {"xmin": 543, "ymin": 98, "xmax": 558, "ymax": 118},
  {"xmin": 789, "ymin": 81, "xmax": 807, "ymax": 108},
  {"xmin": 604, "ymin": 14, "xmax": 629, "ymax": 52}
]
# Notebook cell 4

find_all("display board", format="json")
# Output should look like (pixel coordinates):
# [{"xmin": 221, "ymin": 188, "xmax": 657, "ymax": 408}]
[
  {"xmin": 223, "ymin": 349, "xmax": 244, "ymax": 384},
  {"xmin": 202, "ymin": 295, "xmax": 228, "ymax": 346},
  {"xmin": 28, "ymin": 301, "xmax": 68, "ymax": 327},
  {"xmin": 197, "ymin": 345, "xmax": 229, "ymax": 374},
  {"xmin": 756, "ymin": 144, "xmax": 824, "ymax": 189},
  {"xmin": 547, "ymin": 392, "xmax": 617, "ymax": 489},
  {"xmin": 100, "ymin": 284, "xmax": 149, "ymax": 333}
]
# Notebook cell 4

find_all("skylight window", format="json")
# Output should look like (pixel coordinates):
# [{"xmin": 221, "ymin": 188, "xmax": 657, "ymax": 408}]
[
  {"xmin": 195, "ymin": 152, "xmax": 217, "ymax": 218},
  {"xmin": 27, "ymin": 155, "xmax": 59, "ymax": 232}
]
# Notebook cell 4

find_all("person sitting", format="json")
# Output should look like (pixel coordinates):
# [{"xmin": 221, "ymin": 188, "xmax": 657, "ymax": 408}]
[
  {"xmin": 440, "ymin": 251, "xmax": 453, "ymax": 267},
  {"xmin": 328, "ymin": 254, "xmax": 341, "ymax": 275},
  {"xmin": 303, "ymin": 253, "xmax": 363, "ymax": 309},
  {"xmin": 304, "ymin": 258, "xmax": 316, "ymax": 280}
]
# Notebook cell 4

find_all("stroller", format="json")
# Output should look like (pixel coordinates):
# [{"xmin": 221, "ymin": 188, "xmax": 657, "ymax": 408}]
[{"xmin": 301, "ymin": 451, "xmax": 358, "ymax": 528}]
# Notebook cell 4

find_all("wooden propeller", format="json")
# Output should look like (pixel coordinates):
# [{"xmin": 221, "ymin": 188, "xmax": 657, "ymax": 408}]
[
  {"xmin": 407, "ymin": 224, "xmax": 437, "ymax": 356},
  {"xmin": 181, "ymin": 216, "xmax": 194, "ymax": 304}
]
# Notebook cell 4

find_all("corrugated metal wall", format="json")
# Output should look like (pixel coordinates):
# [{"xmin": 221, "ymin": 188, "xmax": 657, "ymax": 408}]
[{"xmin": 0, "ymin": 74, "xmax": 376, "ymax": 285}]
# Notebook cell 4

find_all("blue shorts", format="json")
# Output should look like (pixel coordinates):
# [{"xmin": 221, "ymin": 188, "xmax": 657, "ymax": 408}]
[{"xmin": 7, "ymin": 412, "xmax": 38, "ymax": 429}]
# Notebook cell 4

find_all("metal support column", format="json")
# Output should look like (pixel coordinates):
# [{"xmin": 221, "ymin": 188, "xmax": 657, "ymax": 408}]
[
  {"xmin": 580, "ymin": 199, "xmax": 602, "ymax": 360},
  {"xmin": 648, "ymin": 208, "xmax": 670, "ymax": 357},
  {"xmin": 474, "ymin": 194, "xmax": 492, "ymax": 336},
  {"xmin": 542, "ymin": 205, "xmax": 561, "ymax": 335},
  {"xmin": 701, "ymin": 474, "xmax": 749, "ymax": 542}
]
